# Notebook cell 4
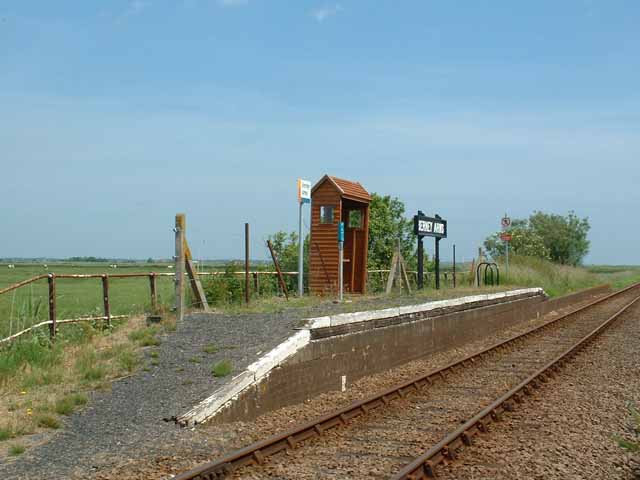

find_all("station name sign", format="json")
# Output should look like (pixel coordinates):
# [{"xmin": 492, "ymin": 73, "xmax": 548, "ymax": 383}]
[{"xmin": 413, "ymin": 213, "xmax": 447, "ymax": 238}]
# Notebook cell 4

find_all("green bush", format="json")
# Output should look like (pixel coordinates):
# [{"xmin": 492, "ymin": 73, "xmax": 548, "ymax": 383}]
[
  {"xmin": 0, "ymin": 427, "xmax": 13, "ymax": 441},
  {"xmin": 211, "ymin": 359, "xmax": 232, "ymax": 377},
  {"xmin": 36, "ymin": 414, "xmax": 60, "ymax": 429},
  {"xmin": 128, "ymin": 326, "xmax": 161, "ymax": 347},
  {"xmin": 203, "ymin": 264, "xmax": 245, "ymax": 305},
  {"xmin": 9, "ymin": 444, "xmax": 25, "ymax": 456}
]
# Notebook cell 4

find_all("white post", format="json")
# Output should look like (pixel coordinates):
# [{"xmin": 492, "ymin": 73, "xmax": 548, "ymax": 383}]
[
  {"xmin": 298, "ymin": 201, "xmax": 304, "ymax": 297},
  {"xmin": 338, "ymin": 240, "xmax": 344, "ymax": 302}
]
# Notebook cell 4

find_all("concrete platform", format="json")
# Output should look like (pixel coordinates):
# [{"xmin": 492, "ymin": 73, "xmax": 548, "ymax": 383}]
[{"xmin": 177, "ymin": 285, "xmax": 609, "ymax": 426}]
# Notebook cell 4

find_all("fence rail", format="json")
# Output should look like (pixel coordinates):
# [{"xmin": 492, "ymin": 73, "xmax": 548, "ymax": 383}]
[{"xmin": 0, "ymin": 269, "xmax": 466, "ymax": 345}]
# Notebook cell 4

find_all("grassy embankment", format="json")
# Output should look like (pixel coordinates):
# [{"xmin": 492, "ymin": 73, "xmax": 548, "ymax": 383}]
[{"xmin": 0, "ymin": 263, "xmax": 179, "ymax": 457}]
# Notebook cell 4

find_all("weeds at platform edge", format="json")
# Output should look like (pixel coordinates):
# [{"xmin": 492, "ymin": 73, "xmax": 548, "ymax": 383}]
[{"xmin": 212, "ymin": 359, "xmax": 232, "ymax": 377}]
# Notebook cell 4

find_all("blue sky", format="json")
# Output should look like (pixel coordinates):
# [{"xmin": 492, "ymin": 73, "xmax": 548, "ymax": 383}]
[{"xmin": 1, "ymin": 1, "xmax": 639, "ymax": 263}]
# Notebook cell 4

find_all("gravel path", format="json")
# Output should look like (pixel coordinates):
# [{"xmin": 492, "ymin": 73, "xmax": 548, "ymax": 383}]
[
  {"xmin": 90, "ymin": 292, "xmax": 608, "ymax": 479},
  {"xmin": 0, "ymin": 311, "xmax": 301, "ymax": 480},
  {"xmin": 437, "ymin": 300, "xmax": 640, "ymax": 480}
]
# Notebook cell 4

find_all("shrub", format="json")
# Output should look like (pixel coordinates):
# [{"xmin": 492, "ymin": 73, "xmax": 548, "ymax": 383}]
[
  {"xmin": 116, "ymin": 347, "xmax": 140, "ymax": 373},
  {"xmin": 202, "ymin": 344, "xmax": 218, "ymax": 354},
  {"xmin": 54, "ymin": 397, "xmax": 75, "ymax": 415},
  {"xmin": 36, "ymin": 414, "xmax": 60, "ymax": 429},
  {"xmin": 9, "ymin": 444, "xmax": 25, "ymax": 456},
  {"xmin": 128, "ymin": 327, "xmax": 161, "ymax": 347},
  {"xmin": 0, "ymin": 427, "xmax": 13, "ymax": 441},
  {"xmin": 203, "ymin": 264, "xmax": 244, "ymax": 305},
  {"xmin": 211, "ymin": 360, "xmax": 232, "ymax": 378}
]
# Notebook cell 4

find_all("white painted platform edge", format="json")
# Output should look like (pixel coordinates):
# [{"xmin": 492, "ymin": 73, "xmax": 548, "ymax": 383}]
[
  {"xmin": 308, "ymin": 287, "xmax": 543, "ymax": 328},
  {"xmin": 178, "ymin": 288, "xmax": 544, "ymax": 426}
]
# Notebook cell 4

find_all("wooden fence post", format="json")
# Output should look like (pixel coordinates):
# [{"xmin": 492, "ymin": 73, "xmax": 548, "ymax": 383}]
[
  {"xmin": 48, "ymin": 274, "xmax": 57, "ymax": 340},
  {"xmin": 267, "ymin": 240, "xmax": 289, "ymax": 300},
  {"xmin": 253, "ymin": 272, "xmax": 259, "ymax": 296},
  {"xmin": 101, "ymin": 275, "xmax": 111, "ymax": 328},
  {"xmin": 175, "ymin": 214, "xmax": 186, "ymax": 322},
  {"xmin": 149, "ymin": 273, "xmax": 158, "ymax": 311}
]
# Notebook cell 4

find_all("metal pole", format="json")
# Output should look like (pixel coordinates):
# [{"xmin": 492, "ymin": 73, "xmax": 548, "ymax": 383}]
[
  {"xmin": 435, "ymin": 238, "xmax": 441, "ymax": 290},
  {"xmin": 505, "ymin": 240, "xmax": 509, "ymax": 279},
  {"xmin": 338, "ymin": 240, "xmax": 344, "ymax": 302},
  {"xmin": 298, "ymin": 201, "xmax": 304, "ymax": 297},
  {"xmin": 453, "ymin": 244, "xmax": 456, "ymax": 288},
  {"xmin": 245, "ymin": 222, "xmax": 250, "ymax": 304},
  {"xmin": 417, "ymin": 237, "xmax": 424, "ymax": 289}
]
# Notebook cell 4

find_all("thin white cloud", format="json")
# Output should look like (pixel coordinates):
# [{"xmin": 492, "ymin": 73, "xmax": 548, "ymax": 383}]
[
  {"xmin": 311, "ymin": 4, "xmax": 342, "ymax": 23},
  {"xmin": 218, "ymin": 0, "xmax": 249, "ymax": 7},
  {"xmin": 116, "ymin": 0, "xmax": 151, "ymax": 23}
]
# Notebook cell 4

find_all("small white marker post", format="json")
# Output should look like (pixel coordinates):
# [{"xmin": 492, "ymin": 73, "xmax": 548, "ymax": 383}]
[
  {"xmin": 501, "ymin": 213, "xmax": 511, "ymax": 278},
  {"xmin": 297, "ymin": 179, "xmax": 311, "ymax": 297}
]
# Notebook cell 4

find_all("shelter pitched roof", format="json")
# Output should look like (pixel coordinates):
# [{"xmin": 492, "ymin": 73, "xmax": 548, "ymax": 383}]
[{"xmin": 312, "ymin": 175, "xmax": 371, "ymax": 203}]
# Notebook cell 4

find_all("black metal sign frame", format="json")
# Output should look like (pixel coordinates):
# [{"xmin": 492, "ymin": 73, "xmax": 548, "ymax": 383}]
[
  {"xmin": 413, "ymin": 214, "xmax": 447, "ymax": 239},
  {"xmin": 414, "ymin": 211, "xmax": 447, "ymax": 290}
]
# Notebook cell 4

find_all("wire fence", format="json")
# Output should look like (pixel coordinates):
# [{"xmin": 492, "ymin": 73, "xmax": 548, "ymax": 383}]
[{"xmin": 0, "ymin": 267, "xmax": 470, "ymax": 345}]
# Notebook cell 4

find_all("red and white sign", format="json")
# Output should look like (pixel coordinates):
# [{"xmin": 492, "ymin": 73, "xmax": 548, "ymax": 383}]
[
  {"xmin": 500, "ymin": 233, "xmax": 512, "ymax": 242},
  {"xmin": 501, "ymin": 216, "xmax": 511, "ymax": 229}
]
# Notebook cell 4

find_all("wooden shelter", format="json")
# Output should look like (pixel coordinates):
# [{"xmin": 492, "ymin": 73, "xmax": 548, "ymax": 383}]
[{"xmin": 309, "ymin": 175, "xmax": 371, "ymax": 295}]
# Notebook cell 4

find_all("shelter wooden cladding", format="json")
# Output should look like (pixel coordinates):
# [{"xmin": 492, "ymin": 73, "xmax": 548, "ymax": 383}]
[{"xmin": 309, "ymin": 175, "xmax": 371, "ymax": 295}]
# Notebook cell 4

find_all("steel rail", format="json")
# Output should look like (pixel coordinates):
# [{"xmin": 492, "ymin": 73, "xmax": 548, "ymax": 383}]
[
  {"xmin": 391, "ymin": 292, "xmax": 640, "ymax": 480},
  {"xmin": 172, "ymin": 282, "xmax": 640, "ymax": 480}
]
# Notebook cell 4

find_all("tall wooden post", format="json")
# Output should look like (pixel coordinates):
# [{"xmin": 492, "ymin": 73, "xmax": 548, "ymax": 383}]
[
  {"xmin": 245, "ymin": 223, "xmax": 250, "ymax": 304},
  {"xmin": 175, "ymin": 214, "xmax": 186, "ymax": 322},
  {"xmin": 417, "ymin": 236, "xmax": 424, "ymax": 289},
  {"xmin": 101, "ymin": 275, "xmax": 111, "ymax": 328},
  {"xmin": 48, "ymin": 274, "xmax": 57, "ymax": 341},
  {"xmin": 149, "ymin": 273, "xmax": 158, "ymax": 311},
  {"xmin": 267, "ymin": 240, "xmax": 289, "ymax": 300}
]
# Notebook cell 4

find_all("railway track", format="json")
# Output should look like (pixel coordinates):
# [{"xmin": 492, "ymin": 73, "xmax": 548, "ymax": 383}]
[{"xmin": 173, "ymin": 283, "xmax": 640, "ymax": 480}]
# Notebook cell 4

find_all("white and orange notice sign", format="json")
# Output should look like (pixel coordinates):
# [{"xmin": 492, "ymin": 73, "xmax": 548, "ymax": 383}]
[{"xmin": 298, "ymin": 179, "xmax": 311, "ymax": 204}]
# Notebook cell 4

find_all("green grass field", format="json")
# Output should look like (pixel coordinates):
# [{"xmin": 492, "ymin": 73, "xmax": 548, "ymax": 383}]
[
  {"xmin": 2, "ymin": 258, "xmax": 640, "ymax": 341},
  {"xmin": 0, "ymin": 263, "xmax": 179, "ymax": 339}
]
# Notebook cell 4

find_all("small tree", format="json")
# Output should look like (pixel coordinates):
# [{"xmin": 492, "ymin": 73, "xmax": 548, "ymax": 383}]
[
  {"xmin": 484, "ymin": 224, "xmax": 550, "ymax": 260},
  {"xmin": 266, "ymin": 231, "xmax": 309, "ymax": 292},
  {"xmin": 484, "ymin": 211, "xmax": 590, "ymax": 266},
  {"xmin": 368, "ymin": 193, "xmax": 414, "ymax": 270},
  {"xmin": 529, "ymin": 211, "xmax": 590, "ymax": 266}
]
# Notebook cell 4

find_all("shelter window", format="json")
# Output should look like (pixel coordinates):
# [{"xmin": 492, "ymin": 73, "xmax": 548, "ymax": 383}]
[
  {"xmin": 348, "ymin": 210, "xmax": 362, "ymax": 229},
  {"xmin": 320, "ymin": 206, "xmax": 334, "ymax": 224}
]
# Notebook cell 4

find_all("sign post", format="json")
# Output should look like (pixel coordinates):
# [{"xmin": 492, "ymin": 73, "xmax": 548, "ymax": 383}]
[
  {"xmin": 297, "ymin": 179, "xmax": 311, "ymax": 297},
  {"xmin": 501, "ymin": 214, "xmax": 511, "ymax": 278},
  {"xmin": 413, "ymin": 211, "xmax": 447, "ymax": 290},
  {"xmin": 338, "ymin": 221, "xmax": 345, "ymax": 302}
]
